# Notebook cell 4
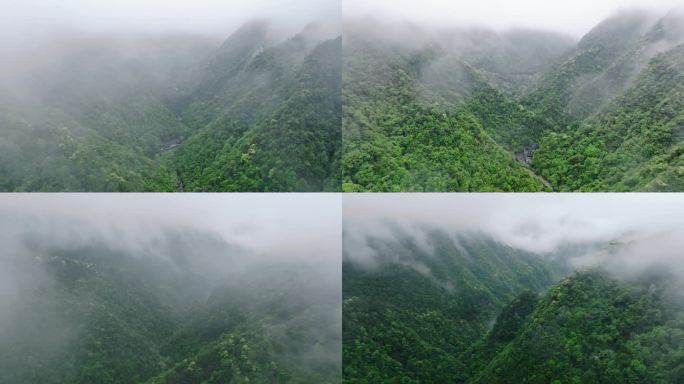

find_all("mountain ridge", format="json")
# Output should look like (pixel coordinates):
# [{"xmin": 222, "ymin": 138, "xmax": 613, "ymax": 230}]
[
  {"xmin": 0, "ymin": 20, "xmax": 341, "ymax": 192},
  {"xmin": 342, "ymin": 8, "xmax": 684, "ymax": 191}
]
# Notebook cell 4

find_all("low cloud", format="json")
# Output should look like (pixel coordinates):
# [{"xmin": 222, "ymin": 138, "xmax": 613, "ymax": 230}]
[
  {"xmin": 345, "ymin": 0, "xmax": 681, "ymax": 37},
  {"xmin": 344, "ymin": 193, "xmax": 684, "ymax": 277},
  {"xmin": 1, "ymin": 0, "xmax": 339, "ymax": 47},
  {"xmin": 0, "ymin": 193, "xmax": 341, "ymax": 261},
  {"xmin": 0, "ymin": 193, "xmax": 342, "ymax": 374}
]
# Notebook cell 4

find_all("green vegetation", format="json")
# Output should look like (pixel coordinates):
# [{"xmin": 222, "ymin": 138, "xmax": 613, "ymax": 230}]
[
  {"xmin": 169, "ymin": 24, "xmax": 342, "ymax": 191},
  {"xmin": 532, "ymin": 44, "xmax": 684, "ymax": 191},
  {"xmin": 0, "ymin": 22, "xmax": 341, "ymax": 191},
  {"xmin": 0, "ymin": 231, "xmax": 340, "ymax": 383},
  {"xmin": 343, "ymin": 229, "xmax": 558, "ymax": 382},
  {"xmin": 343, "ymin": 228, "xmax": 684, "ymax": 383},
  {"xmin": 471, "ymin": 271, "xmax": 684, "ymax": 384},
  {"xmin": 342, "ymin": 10, "xmax": 684, "ymax": 191},
  {"xmin": 341, "ymin": 37, "xmax": 550, "ymax": 191}
]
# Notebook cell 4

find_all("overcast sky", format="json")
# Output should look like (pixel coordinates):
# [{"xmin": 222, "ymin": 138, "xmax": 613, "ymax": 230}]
[
  {"xmin": 0, "ymin": 193, "xmax": 341, "ymax": 260},
  {"xmin": 344, "ymin": 193, "xmax": 684, "ymax": 254},
  {"xmin": 0, "ymin": 0, "xmax": 339, "ymax": 44},
  {"xmin": 345, "ymin": 0, "xmax": 682, "ymax": 36}
]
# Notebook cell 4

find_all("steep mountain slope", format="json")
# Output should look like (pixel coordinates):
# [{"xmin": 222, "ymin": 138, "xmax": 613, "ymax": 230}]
[
  {"xmin": 522, "ymin": 10, "xmax": 684, "ymax": 191},
  {"xmin": 341, "ymin": 28, "xmax": 567, "ymax": 191},
  {"xmin": 530, "ymin": 16, "xmax": 684, "ymax": 191},
  {"xmin": 171, "ymin": 25, "xmax": 342, "ymax": 191},
  {"xmin": 524, "ymin": 11, "xmax": 661, "ymax": 124},
  {"xmin": 472, "ymin": 270, "xmax": 684, "ymax": 384},
  {"xmin": 343, "ymin": 226, "xmax": 684, "ymax": 383},
  {"xmin": 0, "ymin": 21, "xmax": 342, "ymax": 191},
  {"xmin": 342, "ymin": 228, "xmax": 558, "ymax": 382},
  {"xmin": 0, "ymin": 36, "xmax": 210, "ymax": 191},
  {"xmin": 0, "ymin": 230, "xmax": 341, "ymax": 384},
  {"xmin": 534, "ymin": 44, "xmax": 684, "ymax": 191},
  {"xmin": 343, "ymin": 10, "xmax": 684, "ymax": 191}
]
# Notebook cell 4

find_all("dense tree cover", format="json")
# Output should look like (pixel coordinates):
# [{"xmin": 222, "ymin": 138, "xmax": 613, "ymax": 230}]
[
  {"xmin": 463, "ymin": 289, "xmax": 540, "ymax": 377},
  {"xmin": 523, "ymin": 11, "xmax": 660, "ymax": 126},
  {"xmin": 343, "ymin": 10, "xmax": 684, "ymax": 191},
  {"xmin": 532, "ymin": 44, "xmax": 684, "ymax": 191},
  {"xmin": 341, "ymin": 36, "xmax": 551, "ymax": 191},
  {"xmin": 0, "ymin": 21, "xmax": 341, "ymax": 191},
  {"xmin": 0, "ymin": 92, "xmax": 183, "ymax": 192},
  {"xmin": 472, "ymin": 271, "xmax": 684, "ymax": 384},
  {"xmin": 464, "ymin": 83, "xmax": 555, "ymax": 153},
  {"xmin": 0, "ymin": 35, "xmax": 212, "ymax": 192},
  {"xmin": 0, "ymin": 231, "xmax": 340, "ymax": 383},
  {"xmin": 343, "ymin": 228, "xmax": 684, "ymax": 383},
  {"xmin": 343, "ymin": 229, "xmax": 558, "ymax": 382},
  {"xmin": 169, "ymin": 30, "xmax": 342, "ymax": 191},
  {"xmin": 522, "ymin": 10, "xmax": 684, "ymax": 191}
]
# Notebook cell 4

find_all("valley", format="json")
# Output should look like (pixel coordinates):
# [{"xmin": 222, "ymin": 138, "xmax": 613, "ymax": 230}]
[
  {"xmin": 0, "ymin": 21, "xmax": 342, "ymax": 192},
  {"xmin": 343, "ymin": 229, "xmax": 684, "ymax": 384},
  {"xmin": 342, "ymin": 194, "xmax": 684, "ymax": 383},
  {"xmin": 342, "ymin": 9, "xmax": 684, "ymax": 191},
  {"xmin": 0, "ymin": 195, "xmax": 342, "ymax": 384}
]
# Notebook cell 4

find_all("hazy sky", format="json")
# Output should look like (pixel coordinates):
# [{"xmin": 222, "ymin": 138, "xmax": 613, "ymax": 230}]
[
  {"xmin": 344, "ymin": 193, "xmax": 684, "ymax": 253},
  {"xmin": 345, "ymin": 0, "xmax": 682, "ymax": 36},
  {"xmin": 0, "ymin": 193, "xmax": 341, "ymax": 260},
  {"xmin": 0, "ymin": 0, "xmax": 339, "ymax": 42}
]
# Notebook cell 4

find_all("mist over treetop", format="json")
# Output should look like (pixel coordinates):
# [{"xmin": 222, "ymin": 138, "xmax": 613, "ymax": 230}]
[
  {"xmin": 0, "ymin": 193, "xmax": 342, "ymax": 383},
  {"xmin": 343, "ymin": 194, "xmax": 684, "ymax": 278},
  {"xmin": 345, "ymin": 0, "xmax": 681, "ymax": 37},
  {"xmin": 0, "ymin": 0, "xmax": 339, "ymax": 50},
  {"xmin": 0, "ymin": 193, "xmax": 341, "ymax": 260}
]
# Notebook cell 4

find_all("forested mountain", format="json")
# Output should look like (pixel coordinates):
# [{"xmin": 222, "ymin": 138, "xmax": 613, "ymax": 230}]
[
  {"xmin": 342, "ymin": 9, "xmax": 684, "ymax": 191},
  {"xmin": 0, "ymin": 20, "xmax": 341, "ymax": 191},
  {"xmin": 343, "ymin": 226, "xmax": 684, "ymax": 383},
  {"xmin": 0, "ymin": 35, "xmax": 210, "ymax": 192},
  {"xmin": 470, "ymin": 270, "xmax": 684, "ymax": 384},
  {"xmin": 530, "ymin": 10, "xmax": 684, "ymax": 191},
  {"xmin": 342, "ymin": 227, "xmax": 561, "ymax": 382},
  {"xmin": 0, "ymin": 228, "xmax": 341, "ymax": 383},
  {"xmin": 341, "ymin": 23, "xmax": 570, "ymax": 191}
]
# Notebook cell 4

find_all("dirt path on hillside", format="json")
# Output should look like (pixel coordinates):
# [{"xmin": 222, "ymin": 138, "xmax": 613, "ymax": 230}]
[{"xmin": 523, "ymin": 166, "xmax": 553, "ymax": 190}]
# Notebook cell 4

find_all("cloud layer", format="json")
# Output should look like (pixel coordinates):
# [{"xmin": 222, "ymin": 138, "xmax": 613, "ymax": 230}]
[
  {"xmin": 0, "ymin": 0, "xmax": 340, "ymax": 55},
  {"xmin": 345, "ymin": 0, "xmax": 681, "ymax": 36},
  {"xmin": 344, "ymin": 193, "xmax": 684, "ymax": 275},
  {"xmin": 0, "ymin": 193, "xmax": 342, "ymax": 261},
  {"xmin": 2, "ymin": 0, "xmax": 339, "ymax": 36}
]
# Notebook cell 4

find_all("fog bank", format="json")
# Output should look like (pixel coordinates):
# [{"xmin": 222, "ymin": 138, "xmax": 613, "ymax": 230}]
[
  {"xmin": 344, "ymin": 193, "xmax": 684, "ymax": 276},
  {"xmin": 0, "ymin": 193, "xmax": 341, "ymax": 260},
  {"xmin": 345, "ymin": 0, "xmax": 681, "ymax": 37},
  {"xmin": 1, "ymin": 0, "xmax": 340, "ymax": 44}
]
